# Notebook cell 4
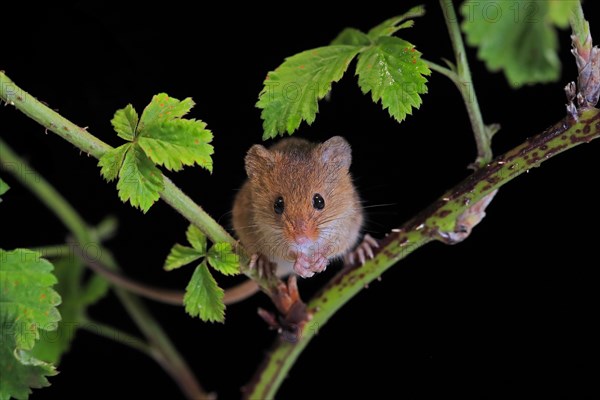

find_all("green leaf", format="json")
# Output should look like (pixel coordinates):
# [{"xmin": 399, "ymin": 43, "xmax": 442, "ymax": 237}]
[
  {"xmin": 331, "ymin": 28, "xmax": 371, "ymax": 46},
  {"xmin": 183, "ymin": 262, "xmax": 225, "ymax": 323},
  {"xmin": 164, "ymin": 244, "xmax": 203, "ymax": 271},
  {"xmin": 548, "ymin": 0, "xmax": 578, "ymax": 28},
  {"xmin": 185, "ymin": 224, "xmax": 207, "ymax": 253},
  {"xmin": 461, "ymin": 0, "xmax": 562, "ymax": 87},
  {"xmin": 367, "ymin": 5, "xmax": 426, "ymax": 39},
  {"xmin": 98, "ymin": 143, "xmax": 131, "ymax": 182},
  {"xmin": 0, "ymin": 342, "xmax": 57, "ymax": 400},
  {"xmin": 356, "ymin": 36, "xmax": 430, "ymax": 123},
  {"xmin": 111, "ymin": 104, "xmax": 139, "ymax": 141},
  {"xmin": 257, "ymin": 45, "xmax": 362, "ymax": 138},
  {"xmin": 0, "ymin": 177, "xmax": 9, "ymax": 203},
  {"xmin": 139, "ymin": 93, "xmax": 195, "ymax": 129},
  {"xmin": 138, "ymin": 119, "xmax": 214, "ymax": 172},
  {"xmin": 117, "ymin": 145, "xmax": 164, "ymax": 213},
  {"xmin": 0, "ymin": 249, "xmax": 62, "ymax": 350},
  {"xmin": 0, "ymin": 249, "xmax": 61, "ymax": 399},
  {"xmin": 100, "ymin": 93, "xmax": 214, "ymax": 212},
  {"xmin": 206, "ymin": 243, "xmax": 239, "ymax": 276}
]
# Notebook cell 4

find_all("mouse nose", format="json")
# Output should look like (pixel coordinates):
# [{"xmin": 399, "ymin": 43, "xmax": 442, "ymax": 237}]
[
  {"xmin": 290, "ymin": 220, "xmax": 318, "ymax": 243},
  {"xmin": 294, "ymin": 235, "xmax": 311, "ymax": 246}
]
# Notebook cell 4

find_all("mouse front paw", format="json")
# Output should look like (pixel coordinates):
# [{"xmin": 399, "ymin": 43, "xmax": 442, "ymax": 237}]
[{"xmin": 293, "ymin": 254, "xmax": 328, "ymax": 278}]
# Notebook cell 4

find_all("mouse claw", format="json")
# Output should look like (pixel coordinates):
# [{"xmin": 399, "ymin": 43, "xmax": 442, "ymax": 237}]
[
  {"xmin": 249, "ymin": 253, "xmax": 276, "ymax": 278},
  {"xmin": 345, "ymin": 234, "xmax": 379, "ymax": 267},
  {"xmin": 249, "ymin": 253, "xmax": 259, "ymax": 270}
]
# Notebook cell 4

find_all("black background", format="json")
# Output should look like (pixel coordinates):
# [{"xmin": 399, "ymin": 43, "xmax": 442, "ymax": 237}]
[{"xmin": 2, "ymin": 1, "xmax": 598, "ymax": 399}]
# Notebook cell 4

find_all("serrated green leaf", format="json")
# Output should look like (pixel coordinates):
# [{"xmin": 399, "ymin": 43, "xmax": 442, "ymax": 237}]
[
  {"xmin": 111, "ymin": 104, "xmax": 139, "ymax": 141},
  {"xmin": 356, "ymin": 36, "xmax": 430, "ymax": 123},
  {"xmin": 461, "ymin": 0, "xmax": 561, "ymax": 87},
  {"xmin": 185, "ymin": 224, "xmax": 207, "ymax": 253},
  {"xmin": 117, "ymin": 145, "xmax": 163, "ymax": 213},
  {"xmin": 0, "ymin": 177, "xmax": 9, "ymax": 203},
  {"xmin": 164, "ymin": 244, "xmax": 203, "ymax": 271},
  {"xmin": 98, "ymin": 143, "xmax": 131, "ymax": 182},
  {"xmin": 206, "ymin": 243, "xmax": 239, "ymax": 276},
  {"xmin": 183, "ymin": 262, "xmax": 225, "ymax": 323},
  {"xmin": 0, "ymin": 335, "xmax": 57, "ymax": 400},
  {"xmin": 0, "ymin": 249, "xmax": 61, "ymax": 350},
  {"xmin": 138, "ymin": 119, "xmax": 214, "ymax": 172},
  {"xmin": 367, "ymin": 5, "xmax": 426, "ymax": 39},
  {"xmin": 30, "ymin": 256, "xmax": 108, "ymax": 365},
  {"xmin": 331, "ymin": 28, "xmax": 371, "ymax": 46},
  {"xmin": 0, "ymin": 249, "xmax": 61, "ymax": 400},
  {"xmin": 257, "ymin": 45, "xmax": 362, "ymax": 138},
  {"xmin": 139, "ymin": 93, "xmax": 195, "ymax": 130},
  {"xmin": 548, "ymin": 0, "xmax": 578, "ymax": 28}
]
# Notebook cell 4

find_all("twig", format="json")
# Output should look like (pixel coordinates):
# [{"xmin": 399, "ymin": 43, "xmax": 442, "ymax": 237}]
[
  {"xmin": 0, "ymin": 70, "xmax": 280, "ymax": 299},
  {"xmin": 244, "ymin": 108, "xmax": 600, "ymax": 398},
  {"xmin": 438, "ymin": 0, "xmax": 493, "ymax": 167},
  {"xmin": 0, "ymin": 138, "xmax": 211, "ymax": 400}
]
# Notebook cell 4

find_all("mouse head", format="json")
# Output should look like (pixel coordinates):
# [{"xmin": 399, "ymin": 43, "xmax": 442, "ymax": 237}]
[{"xmin": 244, "ymin": 136, "xmax": 360, "ymax": 263}]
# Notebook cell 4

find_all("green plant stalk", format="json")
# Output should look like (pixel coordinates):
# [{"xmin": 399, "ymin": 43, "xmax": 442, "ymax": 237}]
[
  {"xmin": 571, "ymin": 1, "xmax": 590, "ymax": 47},
  {"xmin": 245, "ymin": 107, "xmax": 600, "ymax": 399},
  {"xmin": 28, "ymin": 244, "xmax": 72, "ymax": 259},
  {"xmin": 0, "ymin": 138, "xmax": 210, "ymax": 400},
  {"xmin": 0, "ymin": 71, "xmax": 236, "ymax": 250},
  {"xmin": 29, "ymin": 218, "xmax": 118, "ymax": 258},
  {"xmin": 246, "ymin": 230, "xmax": 431, "ymax": 399},
  {"xmin": 425, "ymin": 59, "xmax": 460, "ymax": 86},
  {"xmin": 0, "ymin": 72, "xmax": 287, "ymax": 300},
  {"xmin": 80, "ymin": 317, "xmax": 152, "ymax": 356},
  {"xmin": 439, "ymin": 0, "xmax": 491, "ymax": 166}
]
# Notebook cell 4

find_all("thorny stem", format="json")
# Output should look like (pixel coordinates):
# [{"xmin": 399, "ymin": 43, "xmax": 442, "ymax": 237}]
[
  {"xmin": 0, "ymin": 71, "xmax": 233, "ymax": 245},
  {"xmin": 0, "ymin": 71, "xmax": 279, "ymax": 296},
  {"xmin": 439, "ymin": 0, "xmax": 492, "ymax": 167},
  {"xmin": 245, "ymin": 108, "xmax": 600, "ymax": 399},
  {"xmin": 0, "ymin": 138, "xmax": 210, "ymax": 400}
]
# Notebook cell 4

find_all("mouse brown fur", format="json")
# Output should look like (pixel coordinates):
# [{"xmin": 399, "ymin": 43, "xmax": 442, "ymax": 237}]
[{"xmin": 232, "ymin": 136, "xmax": 363, "ymax": 278}]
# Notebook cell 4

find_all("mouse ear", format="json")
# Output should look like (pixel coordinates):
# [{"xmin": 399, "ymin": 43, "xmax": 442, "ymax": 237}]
[
  {"xmin": 319, "ymin": 136, "xmax": 352, "ymax": 170},
  {"xmin": 245, "ymin": 144, "xmax": 274, "ymax": 179}
]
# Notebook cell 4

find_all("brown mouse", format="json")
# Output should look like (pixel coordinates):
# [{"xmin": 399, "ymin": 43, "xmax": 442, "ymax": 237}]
[
  {"xmin": 69, "ymin": 136, "xmax": 375, "ymax": 307},
  {"xmin": 232, "ymin": 136, "xmax": 368, "ymax": 279}
]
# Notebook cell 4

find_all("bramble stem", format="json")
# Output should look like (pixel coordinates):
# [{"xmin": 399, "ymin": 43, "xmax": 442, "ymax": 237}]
[
  {"xmin": 0, "ymin": 71, "xmax": 284, "ymax": 297},
  {"xmin": 0, "ymin": 71, "xmax": 235, "ymax": 248},
  {"xmin": 245, "ymin": 107, "xmax": 600, "ymax": 398}
]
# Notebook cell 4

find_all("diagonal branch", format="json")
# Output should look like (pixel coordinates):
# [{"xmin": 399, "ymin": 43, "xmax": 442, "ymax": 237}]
[
  {"xmin": 244, "ymin": 107, "xmax": 600, "ymax": 399},
  {"xmin": 0, "ymin": 71, "xmax": 281, "ymax": 299}
]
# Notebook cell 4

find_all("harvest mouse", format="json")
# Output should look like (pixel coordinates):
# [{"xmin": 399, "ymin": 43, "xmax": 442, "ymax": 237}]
[
  {"xmin": 69, "ymin": 136, "xmax": 377, "ymax": 307},
  {"xmin": 232, "ymin": 136, "xmax": 377, "ymax": 286}
]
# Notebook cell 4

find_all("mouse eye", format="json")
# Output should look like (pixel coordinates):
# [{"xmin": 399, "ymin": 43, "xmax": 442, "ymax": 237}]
[
  {"xmin": 274, "ymin": 196, "xmax": 285, "ymax": 215},
  {"xmin": 312, "ymin": 193, "xmax": 325, "ymax": 210}
]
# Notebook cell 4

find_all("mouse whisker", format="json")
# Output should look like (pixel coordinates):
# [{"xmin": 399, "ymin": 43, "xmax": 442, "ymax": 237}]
[{"xmin": 361, "ymin": 203, "xmax": 397, "ymax": 209}]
